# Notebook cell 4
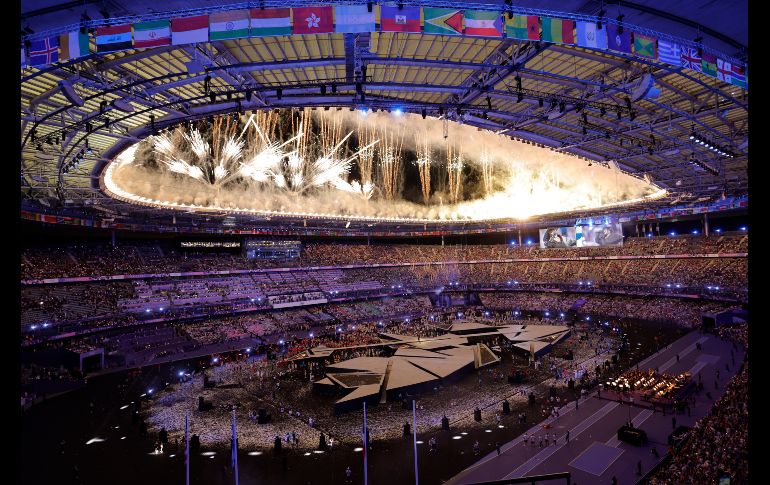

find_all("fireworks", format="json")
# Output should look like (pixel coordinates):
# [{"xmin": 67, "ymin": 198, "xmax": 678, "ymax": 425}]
[
  {"xmin": 480, "ymin": 147, "xmax": 494, "ymax": 197},
  {"xmin": 378, "ymin": 127, "xmax": 405, "ymax": 200},
  {"xmin": 107, "ymin": 110, "xmax": 664, "ymax": 221},
  {"xmin": 414, "ymin": 130, "xmax": 432, "ymax": 204},
  {"xmin": 150, "ymin": 110, "xmax": 379, "ymax": 198},
  {"xmin": 446, "ymin": 143, "xmax": 464, "ymax": 204}
]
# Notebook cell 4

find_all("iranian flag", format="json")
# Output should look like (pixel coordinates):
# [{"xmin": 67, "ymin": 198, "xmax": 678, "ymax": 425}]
[
  {"xmin": 209, "ymin": 10, "xmax": 250, "ymax": 40},
  {"xmin": 464, "ymin": 10, "xmax": 502, "ymax": 37},
  {"xmin": 133, "ymin": 20, "xmax": 171, "ymax": 48},
  {"xmin": 171, "ymin": 15, "xmax": 209, "ymax": 45}
]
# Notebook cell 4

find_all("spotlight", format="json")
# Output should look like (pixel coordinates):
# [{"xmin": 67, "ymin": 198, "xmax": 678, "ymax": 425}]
[
  {"xmin": 617, "ymin": 14, "xmax": 625, "ymax": 34},
  {"xmin": 85, "ymin": 121, "xmax": 93, "ymax": 133},
  {"xmin": 331, "ymin": 83, "xmax": 337, "ymax": 94},
  {"xmin": 320, "ymin": 84, "xmax": 327, "ymax": 95},
  {"xmin": 276, "ymin": 88, "xmax": 282, "ymax": 99},
  {"xmin": 597, "ymin": 9, "xmax": 606, "ymax": 29}
]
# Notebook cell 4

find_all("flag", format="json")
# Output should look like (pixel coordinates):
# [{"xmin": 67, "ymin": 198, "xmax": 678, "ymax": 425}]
[
  {"xmin": 21, "ymin": 46, "xmax": 26, "ymax": 69},
  {"xmin": 59, "ymin": 31, "xmax": 90, "ymax": 61},
  {"xmin": 172, "ymin": 15, "xmax": 209, "ymax": 45},
  {"xmin": 423, "ymin": 8, "xmax": 463, "ymax": 36},
  {"xmin": 633, "ymin": 32, "xmax": 656, "ymax": 59},
  {"xmin": 210, "ymin": 10, "xmax": 250, "ymax": 40},
  {"xmin": 606, "ymin": 24, "xmax": 631, "ymax": 53},
  {"xmin": 133, "ymin": 20, "xmax": 171, "ymax": 48},
  {"xmin": 380, "ymin": 5, "xmax": 420, "ymax": 33},
  {"xmin": 541, "ymin": 17, "xmax": 574, "ymax": 44},
  {"xmin": 96, "ymin": 25, "xmax": 132, "ymax": 52},
  {"xmin": 681, "ymin": 47, "xmax": 702, "ymax": 71},
  {"xmin": 28, "ymin": 36, "xmax": 60, "ymax": 66},
  {"xmin": 464, "ymin": 10, "xmax": 502, "ymax": 37},
  {"xmin": 730, "ymin": 64, "xmax": 746, "ymax": 89},
  {"xmin": 701, "ymin": 52, "xmax": 717, "ymax": 77},
  {"xmin": 293, "ymin": 6, "xmax": 334, "ymax": 34},
  {"xmin": 505, "ymin": 14, "xmax": 539, "ymax": 40},
  {"xmin": 657, "ymin": 39, "xmax": 681, "ymax": 66},
  {"xmin": 335, "ymin": 5, "xmax": 375, "ymax": 33},
  {"xmin": 717, "ymin": 58, "xmax": 732, "ymax": 83},
  {"xmin": 576, "ymin": 21, "xmax": 607, "ymax": 49},
  {"xmin": 249, "ymin": 8, "xmax": 291, "ymax": 36}
]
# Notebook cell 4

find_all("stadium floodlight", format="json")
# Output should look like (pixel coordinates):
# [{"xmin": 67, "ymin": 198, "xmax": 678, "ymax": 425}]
[
  {"xmin": 692, "ymin": 230, "xmax": 699, "ymax": 234},
  {"xmin": 393, "ymin": 108, "xmax": 403, "ymax": 116},
  {"xmin": 740, "ymin": 226, "xmax": 747, "ymax": 231},
  {"xmin": 715, "ymin": 228, "xmax": 722, "ymax": 233},
  {"xmin": 670, "ymin": 231, "xmax": 676, "ymax": 236}
]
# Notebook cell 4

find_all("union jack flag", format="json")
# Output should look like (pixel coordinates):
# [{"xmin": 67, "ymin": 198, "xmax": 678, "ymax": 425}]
[
  {"xmin": 28, "ymin": 36, "xmax": 59, "ymax": 67},
  {"xmin": 680, "ymin": 46, "xmax": 702, "ymax": 72}
]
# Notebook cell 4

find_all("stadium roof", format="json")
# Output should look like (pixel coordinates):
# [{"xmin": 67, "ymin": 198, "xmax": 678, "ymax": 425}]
[{"xmin": 20, "ymin": 1, "xmax": 747, "ymax": 232}]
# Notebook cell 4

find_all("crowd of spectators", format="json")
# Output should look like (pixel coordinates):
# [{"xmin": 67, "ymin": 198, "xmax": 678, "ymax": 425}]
[
  {"xmin": 21, "ymin": 234, "xmax": 747, "ymax": 280},
  {"xmin": 648, "ymin": 355, "xmax": 748, "ymax": 484}
]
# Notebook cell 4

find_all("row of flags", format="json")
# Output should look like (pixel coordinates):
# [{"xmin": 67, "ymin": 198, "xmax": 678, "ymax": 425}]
[{"xmin": 22, "ymin": 5, "xmax": 746, "ymax": 88}]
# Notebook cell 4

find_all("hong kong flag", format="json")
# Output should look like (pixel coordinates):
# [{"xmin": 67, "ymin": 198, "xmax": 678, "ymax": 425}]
[{"xmin": 293, "ymin": 6, "xmax": 333, "ymax": 34}]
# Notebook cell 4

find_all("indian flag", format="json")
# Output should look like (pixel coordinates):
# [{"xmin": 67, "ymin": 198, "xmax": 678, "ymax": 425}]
[
  {"xmin": 59, "ymin": 30, "xmax": 90, "ymax": 61},
  {"xmin": 464, "ymin": 10, "xmax": 502, "ymax": 37},
  {"xmin": 210, "ymin": 10, "xmax": 249, "ymax": 41},
  {"xmin": 133, "ymin": 20, "xmax": 171, "ymax": 48},
  {"xmin": 250, "ymin": 8, "xmax": 291, "ymax": 36}
]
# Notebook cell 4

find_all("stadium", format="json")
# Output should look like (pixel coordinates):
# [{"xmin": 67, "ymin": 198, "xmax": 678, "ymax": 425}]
[{"xmin": 20, "ymin": 1, "xmax": 748, "ymax": 484}]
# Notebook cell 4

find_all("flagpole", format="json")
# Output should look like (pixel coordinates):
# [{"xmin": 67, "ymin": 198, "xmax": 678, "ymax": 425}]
[
  {"xmin": 232, "ymin": 406, "xmax": 239, "ymax": 485},
  {"xmin": 185, "ymin": 411, "xmax": 190, "ymax": 485},
  {"xmin": 363, "ymin": 402, "xmax": 369, "ymax": 485},
  {"xmin": 412, "ymin": 399, "xmax": 419, "ymax": 485}
]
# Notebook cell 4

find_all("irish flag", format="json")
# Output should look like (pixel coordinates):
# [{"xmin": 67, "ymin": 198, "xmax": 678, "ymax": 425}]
[
  {"xmin": 95, "ymin": 24, "xmax": 132, "ymax": 53},
  {"xmin": 59, "ymin": 30, "xmax": 90, "ymax": 61},
  {"xmin": 464, "ymin": 10, "xmax": 502, "ymax": 37},
  {"xmin": 133, "ymin": 20, "xmax": 171, "ymax": 48},
  {"xmin": 250, "ymin": 8, "xmax": 291, "ymax": 36},
  {"xmin": 171, "ymin": 15, "xmax": 209, "ymax": 45},
  {"xmin": 210, "ymin": 10, "xmax": 249, "ymax": 41}
]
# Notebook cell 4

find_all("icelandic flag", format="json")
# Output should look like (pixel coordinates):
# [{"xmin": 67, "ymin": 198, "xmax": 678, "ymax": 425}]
[{"xmin": 28, "ymin": 37, "xmax": 59, "ymax": 67}]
